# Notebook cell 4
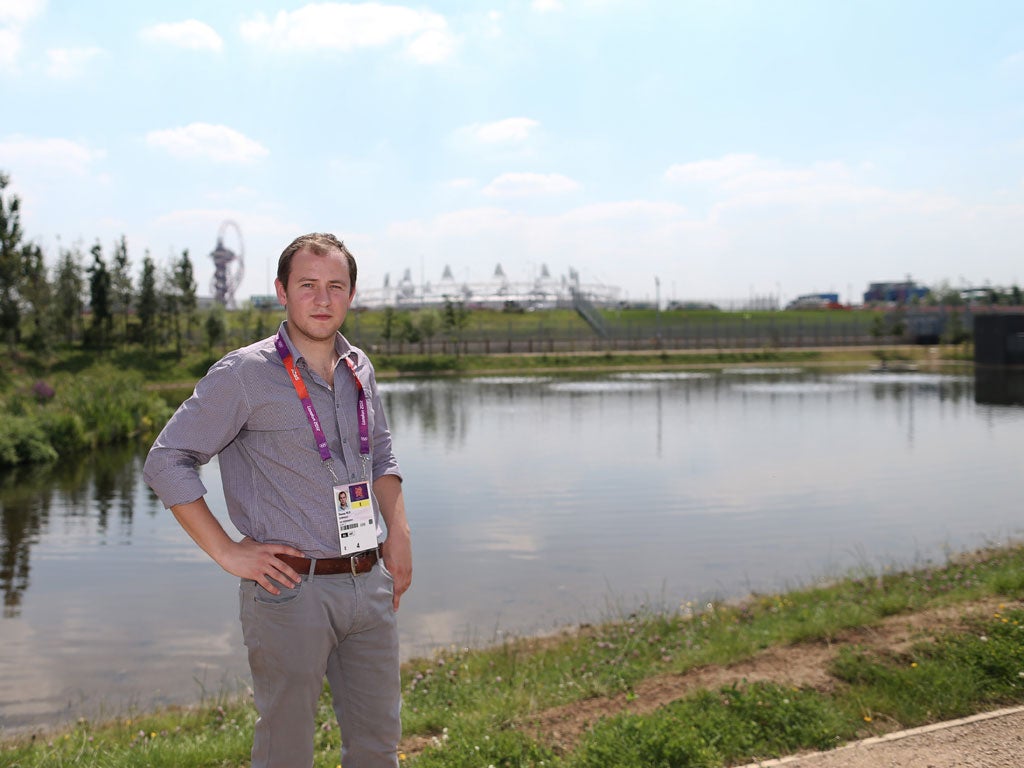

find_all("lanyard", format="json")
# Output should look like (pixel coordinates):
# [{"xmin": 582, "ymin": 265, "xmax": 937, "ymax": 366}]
[{"xmin": 274, "ymin": 331, "xmax": 370, "ymax": 483}]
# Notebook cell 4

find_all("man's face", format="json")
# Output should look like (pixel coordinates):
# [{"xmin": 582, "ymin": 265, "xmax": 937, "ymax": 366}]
[{"xmin": 275, "ymin": 246, "xmax": 354, "ymax": 345}]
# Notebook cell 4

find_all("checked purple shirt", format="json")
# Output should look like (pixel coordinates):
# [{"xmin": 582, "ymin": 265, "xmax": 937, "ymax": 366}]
[{"xmin": 143, "ymin": 322, "xmax": 402, "ymax": 559}]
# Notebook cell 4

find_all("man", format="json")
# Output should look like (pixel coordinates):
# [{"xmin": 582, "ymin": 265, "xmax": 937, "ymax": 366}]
[{"xmin": 144, "ymin": 233, "xmax": 412, "ymax": 768}]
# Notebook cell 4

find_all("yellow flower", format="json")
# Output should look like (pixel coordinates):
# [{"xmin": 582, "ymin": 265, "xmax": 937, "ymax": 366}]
[
  {"xmin": 863, "ymin": 715, "xmax": 873, "ymax": 723},
  {"xmin": 911, "ymin": 662, "xmax": 918, "ymax": 668}
]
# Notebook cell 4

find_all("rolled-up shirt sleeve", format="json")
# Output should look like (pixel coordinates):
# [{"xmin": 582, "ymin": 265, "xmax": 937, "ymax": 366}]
[
  {"xmin": 143, "ymin": 356, "xmax": 251, "ymax": 509},
  {"xmin": 367, "ymin": 363, "xmax": 402, "ymax": 483}
]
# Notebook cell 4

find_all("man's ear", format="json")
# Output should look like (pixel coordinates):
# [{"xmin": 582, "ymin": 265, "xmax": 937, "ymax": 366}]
[{"xmin": 275, "ymin": 278, "xmax": 287, "ymax": 305}]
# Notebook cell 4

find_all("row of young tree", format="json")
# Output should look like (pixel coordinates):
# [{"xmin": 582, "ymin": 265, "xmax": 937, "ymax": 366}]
[{"xmin": 1, "ymin": 172, "xmax": 204, "ymax": 354}]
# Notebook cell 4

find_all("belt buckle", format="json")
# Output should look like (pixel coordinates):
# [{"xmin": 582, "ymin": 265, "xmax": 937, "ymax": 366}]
[{"xmin": 349, "ymin": 553, "xmax": 358, "ymax": 575}]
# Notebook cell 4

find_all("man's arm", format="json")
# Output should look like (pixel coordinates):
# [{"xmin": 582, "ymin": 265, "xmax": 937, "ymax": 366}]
[
  {"xmin": 373, "ymin": 474, "xmax": 412, "ymax": 610},
  {"xmin": 171, "ymin": 498, "xmax": 304, "ymax": 595}
]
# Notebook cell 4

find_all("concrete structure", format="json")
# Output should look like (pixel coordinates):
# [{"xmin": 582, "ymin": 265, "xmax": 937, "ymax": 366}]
[{"xmin": 353, "ymin": 263, "xmax": 621, "ymax": 310}]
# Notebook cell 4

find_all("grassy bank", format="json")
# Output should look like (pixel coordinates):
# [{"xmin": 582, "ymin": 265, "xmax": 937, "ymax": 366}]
[{"xmin": 4, "ymin": 544, "xmax": 1023, "ymax": 767}]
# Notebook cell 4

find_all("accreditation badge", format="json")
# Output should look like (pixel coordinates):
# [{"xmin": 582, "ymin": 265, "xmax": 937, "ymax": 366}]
[{"xmin": 334, "ymin": 481, "xmax": 377, "ymax": 555}]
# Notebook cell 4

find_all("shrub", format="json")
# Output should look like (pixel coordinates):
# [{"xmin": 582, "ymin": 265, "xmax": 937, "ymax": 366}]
[{"xmin": 0, "ymin": 414, "xmax": 59, "ymax": 466}]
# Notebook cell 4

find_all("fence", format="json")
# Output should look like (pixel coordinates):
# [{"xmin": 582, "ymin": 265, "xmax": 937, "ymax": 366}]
[{"xmin": 354, "ymin": 314, "xmax": 896, "ymax": 356}]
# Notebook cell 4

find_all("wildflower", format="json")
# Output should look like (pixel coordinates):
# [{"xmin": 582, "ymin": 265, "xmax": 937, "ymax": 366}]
[
  {"xmin": 32, "ymin": 380, "xmax": 55, "ymax": 402},
  {"xmin": 863, "ymin": 716, "xmax": 873, "ymax": 723},
  {"xmin": 911, "ymin": 662, "xmax": 918, "ymax": 668},
  {"xmin": 399, "ymin": 753, "xmax": 407, "ymax": 762}
]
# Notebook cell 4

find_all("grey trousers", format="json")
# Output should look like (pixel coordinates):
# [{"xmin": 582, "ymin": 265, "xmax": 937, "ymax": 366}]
[{"xmin": 239, "ymin": 562, "xmax": 401, "ymax": 768}]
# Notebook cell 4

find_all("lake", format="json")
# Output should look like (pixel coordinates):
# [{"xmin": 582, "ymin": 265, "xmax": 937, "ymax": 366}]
[{"xmin": 1, "ymin": 366, "xmax": 1022, "ymax": 733}]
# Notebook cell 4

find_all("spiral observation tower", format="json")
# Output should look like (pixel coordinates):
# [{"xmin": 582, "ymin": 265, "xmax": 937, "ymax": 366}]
[{"xmin": 209, "ymin": 220, "xmax": 245, "ymax": 308}]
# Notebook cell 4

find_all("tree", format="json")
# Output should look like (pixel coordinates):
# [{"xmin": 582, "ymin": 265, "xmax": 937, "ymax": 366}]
[
  {"xmin": 54, "ymin": 247, "xmax": 84, "ymax": 344},
  {"xmin": 87, "ymin": 242, "xmax": 113, "ymax": 349},
  {"xmin": 110, "ymin": 235, "xmax": 134, "ymax": 345},
  {"xmin": 0, "ymin": 173, "xmax": 24, "ymax": 346},
  {"xmin": 442, "ymin": 297, "xmax": 469, "ymax": 355},
  {"xmin": 137, "ymin": 252, "xmax": 159, "ymax": 351},
  {"xmin": 380, "ymin": 306, "xmax": 397, "ymax": 352},
  {"xmin": 416, "ymin": 309, "xmax": 440, "ymax": 353},
  {"xmin": 174, "ymin": 249, "xmax": 197, "ymax": 343},
  {"xmin": 205, "ymin": 306, "xmax": 226, "ymax": 352},
  {"xmin": 20, "ymin": 242, "xmax": 54, "ymax": 350},
  {"xmin": 160, "ymin": 265, "xmax": 181, "ymax": 356}
]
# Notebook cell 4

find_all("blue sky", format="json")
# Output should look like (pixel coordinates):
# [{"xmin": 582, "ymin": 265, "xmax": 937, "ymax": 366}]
[{"xmin": 2, "ymin": 0, "xmax": 1023, "ymax": 306}]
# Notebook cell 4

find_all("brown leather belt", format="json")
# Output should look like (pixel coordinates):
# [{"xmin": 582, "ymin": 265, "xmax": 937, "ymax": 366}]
[{"xmin": 276, "ymin": 549, "xmax": 380, "ymax": 576}]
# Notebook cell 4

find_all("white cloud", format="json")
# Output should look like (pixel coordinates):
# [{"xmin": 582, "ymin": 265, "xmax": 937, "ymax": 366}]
[
  {"xmin": 145, "ymin": 123, "xmax": 269, "ymax": 164},
  {"xmin": 0, "ymin": 135, "xmax": 104, "ymax": 174},
  {"xmin": 0, "ymin": 0, "xmax": 46, "ymax": 70},
  {"xmin": 240, "ymin": 3, "xmax": 455, "ymax": 63},
  {"xmin": 664, "ymin": 154, "xmax": 762, "ymax": 184},
  {"xmin": 0, "ymin": 0, "xmax": 45, "ymax": 26},
  {"xmin": 0, "ymin": 27, "xmax": 20, "ymax": 69},
  {"xmin": 46, "ymin": 46, "xmax": 103, "ymax": 78},
  {"xmin": 462, "ymin": 117, "xmax": 539, "ymax": 145},
  {"xmin": 483, "ymin": 172, "xmax": 580, "ymax": 197},
  {"xmin": 531, "ymin": 0, "xmax": 564, "ymax": 12},
  {"xmin": 666, "ymin": 154, "xmax": 860, "ymax": 206},
  {"xmin": 140, "ymin": 19, "xmax": 224, "ymax": 52}
]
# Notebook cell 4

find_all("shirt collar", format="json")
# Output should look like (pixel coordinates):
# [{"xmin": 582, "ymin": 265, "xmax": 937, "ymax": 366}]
[{"xmin": 277, "ymin": 320, "xmax": 358, "ymax": 368}]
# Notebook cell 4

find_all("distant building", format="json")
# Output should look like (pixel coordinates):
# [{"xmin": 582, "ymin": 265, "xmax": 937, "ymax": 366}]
[
  {"xmin": 863, "ymin": 281, "xmax": 929, "ymax": 305},
  {"xmin": 786, "ymin": 292, "xmax": 841, "ymax": 310},
  {"xmin": 974, "ymin": 313, "xmax": 1024, "ymax": 367},
  {"xmin": 250, "ymin": 294, "xmax": 283, "ymax": 309}
]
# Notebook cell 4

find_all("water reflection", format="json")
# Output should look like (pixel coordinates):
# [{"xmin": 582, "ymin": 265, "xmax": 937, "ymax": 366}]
[
  {"xmin": 1, "ymin": 368, "xmax": 1022, "ymax": 732},
  {"xmin": 975, "ymin": 368, "xmax": 1024, "ymax": 406},
  {"xmin": 0, "ymin": 443, "xmax": 147, "ymax": 617}
]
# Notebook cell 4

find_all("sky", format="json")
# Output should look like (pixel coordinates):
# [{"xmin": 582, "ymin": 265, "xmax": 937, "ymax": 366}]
[{"xmin": 2, "ymin": 0, "xmax": 1024, "ymax": 307}]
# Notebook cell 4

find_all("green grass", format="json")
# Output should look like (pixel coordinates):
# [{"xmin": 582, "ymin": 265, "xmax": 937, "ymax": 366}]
[{"xmin": 4, "ymin": 545, "xmax": 1024, "ymax": 767}]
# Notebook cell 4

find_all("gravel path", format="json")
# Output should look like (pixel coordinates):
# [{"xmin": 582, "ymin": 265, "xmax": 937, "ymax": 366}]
[{"xmin": 737, "ymin": 706, "xmax": 1024, "ymax": 768}]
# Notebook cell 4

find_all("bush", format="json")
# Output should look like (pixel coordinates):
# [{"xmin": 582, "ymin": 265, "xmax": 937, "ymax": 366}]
[
  {"xmin": 0, "ymin": 366, "xmax": 172, "ymax": 466},
  {"xmin": 0, "ymin": 414, "xmax": 59, "ymax": 466}
]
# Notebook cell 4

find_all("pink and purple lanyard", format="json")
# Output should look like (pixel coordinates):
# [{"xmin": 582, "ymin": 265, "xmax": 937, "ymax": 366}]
[{"xmin": 274, "ymin": 331, "xmax": 369, "ymax": 484}]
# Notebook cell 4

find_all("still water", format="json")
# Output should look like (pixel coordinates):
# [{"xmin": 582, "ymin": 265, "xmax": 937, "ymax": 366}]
[{"xmin": 1, "ymin": 367, "xmax": 1022, "ymax": 732}]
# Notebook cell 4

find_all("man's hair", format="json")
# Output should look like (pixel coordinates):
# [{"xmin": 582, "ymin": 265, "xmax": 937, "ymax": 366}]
[{"xmin": 277, "ymin": 233, "xmax": 357, "ymax": 293}]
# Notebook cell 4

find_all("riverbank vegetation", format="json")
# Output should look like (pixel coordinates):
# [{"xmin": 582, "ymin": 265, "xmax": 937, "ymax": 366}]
[{"xmin": 3, "ymin": 543, "xmax": 1023, "ymax": 767}]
